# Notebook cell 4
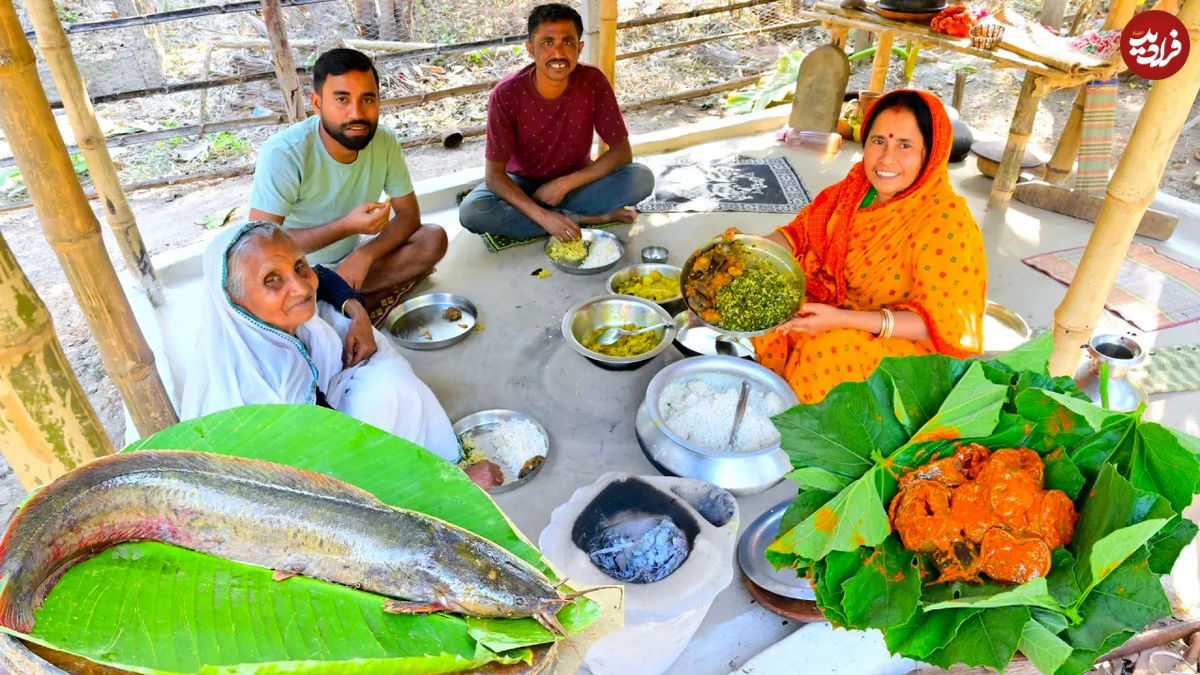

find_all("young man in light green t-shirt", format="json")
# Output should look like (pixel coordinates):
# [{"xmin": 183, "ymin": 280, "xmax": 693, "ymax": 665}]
[{"xmin": 249, "ymin": 48, "xmax": 446, "ymax": 325}]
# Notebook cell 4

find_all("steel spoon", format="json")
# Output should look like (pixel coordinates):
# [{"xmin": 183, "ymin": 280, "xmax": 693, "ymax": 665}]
[
  {"xmin": 723, "ymin": 380, "xmax": 752, "ymax": 453},
  {"xmin": 593, "ymin": 322, "xmax": 671, "ymax": 346}
]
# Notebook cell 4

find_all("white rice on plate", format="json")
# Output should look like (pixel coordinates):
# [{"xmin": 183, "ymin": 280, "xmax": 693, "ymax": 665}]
[
  {"xmin": 659, "ymin": 378, "xmax": 786, "ymax": 453},
  {"xmin": 461, "ymin": 418, "xmax": 547, "ymax": 483},
  {"xmin": 580, "ymin": 237, "xmax": 621, "ymax": 268}
]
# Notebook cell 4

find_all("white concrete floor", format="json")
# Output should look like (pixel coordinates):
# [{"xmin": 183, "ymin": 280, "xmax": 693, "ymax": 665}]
[{"xmin": 130, "ymin": 124, "xmax": 1200, "ymax": 674}]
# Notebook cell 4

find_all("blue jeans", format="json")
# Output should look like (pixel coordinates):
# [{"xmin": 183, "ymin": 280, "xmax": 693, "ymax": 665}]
[{"xmin": 458, "ymin": 163, "xmax": 655, "ymax": 240}]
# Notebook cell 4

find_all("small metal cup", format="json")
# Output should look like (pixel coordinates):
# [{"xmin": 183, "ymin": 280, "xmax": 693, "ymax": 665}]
[{"xmin": 641, "ymin": 246, "xmax": 669, "ymax": 264}]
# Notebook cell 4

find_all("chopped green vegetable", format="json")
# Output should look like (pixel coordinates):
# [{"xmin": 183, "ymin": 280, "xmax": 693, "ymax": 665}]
[{"xmin": 713, "ymin": 262, "xmax": 801, "ymax": 332}]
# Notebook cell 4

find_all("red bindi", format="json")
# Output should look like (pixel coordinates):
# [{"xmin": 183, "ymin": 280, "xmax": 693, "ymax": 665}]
[{"xmin": 888, "ymin": 133, "xmax": 893, "ymax": 138}]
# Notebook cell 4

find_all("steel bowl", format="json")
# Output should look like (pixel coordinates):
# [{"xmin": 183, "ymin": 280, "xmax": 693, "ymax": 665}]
[
  {"xmin": 680, "ymin": 233, "xmax": 805, "ymax": 339},
  {"xmin": 981, "ymin": 300, "xmax": 1032, "ymax": 358},
  {"xmin": 561, "ymin": 294, "xmax": 677, "ymax": 371},
  {"xmin": 453, "ymin": 409, "xmax": 549, "ymax": 494},
  {"xmin": 387, "ymin": 293, "xmax": 478, "ymax": 350},
  {"xmin": 544, "ymin": 229, "xmax": 625, "ymax": 275},
  {"xmin": 606, "ymin": 263, "xmax": 685, "ymax": 315},
  {"xmin": 636, "ymin": 355, "xmax": 799, "ymax": 495},
  {"xmin": 641, "ymin": 245, "xmax": 670, "ymax": 264}
]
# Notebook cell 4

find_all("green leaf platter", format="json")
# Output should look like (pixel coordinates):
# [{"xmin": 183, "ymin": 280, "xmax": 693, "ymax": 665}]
[
  {"xmin": 0, "ymin": 405, "xmax": 599, "ymax": 674},
  {"xmin": 766, "ymin": 333, "xmax": 1200, "ymax": 675}
]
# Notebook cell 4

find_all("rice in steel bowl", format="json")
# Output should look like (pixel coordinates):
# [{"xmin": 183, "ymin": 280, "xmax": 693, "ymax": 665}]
[
  {"xmin": 581, "ymin": 237, "xmax": 622, "ymax": 269},
  {"xmin": 460, "ymin": 418, "xmax": 547, "ymax": 483},
  {"xmin": 659, "ymin": 378, "xmax": 786, "ymax": 453}
]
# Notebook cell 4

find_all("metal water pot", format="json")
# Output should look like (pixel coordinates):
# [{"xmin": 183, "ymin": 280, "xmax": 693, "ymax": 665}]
[{"xmin": 1073, "ymin": 334, "xmax": 1148, "ymax": 412}]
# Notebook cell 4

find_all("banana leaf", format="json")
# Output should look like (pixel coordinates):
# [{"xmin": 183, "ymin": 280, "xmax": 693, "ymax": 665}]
[
  {"xmin": 767, "ymin": 334, "xmax": 1200, "ymax": 674},
  {"xmin": 0, "ymin": 405, "xmax": 598, "ymax": 674}
]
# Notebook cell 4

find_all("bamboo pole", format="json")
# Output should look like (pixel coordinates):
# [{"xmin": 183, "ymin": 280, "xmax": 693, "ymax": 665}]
[
  {"xmin": 616, "ymin": 20, "xmax": 817, "ymax": 61},
  {"xmin": 22, "ymin": 0, "xmax": 334, "ymax": 39},
  {"xmin": 0, "ymin": 0, "xmax": 178, "ymax": 436},
  {"xmin": 0, "ymin": 229, "xmax": 114, "ymax": 491},
  {"xmin": 599, "ymin": 0, "xmax": 618, "ymax": 85},
  {"xmin": 618, "ymin": 0, "xmax": 778, "ymax": 29},
  {"xmin": 1047, "ymin": 0, "xmax": 1200, "ymax": 377},
  {"xmin": 987, "ymin": 72, "xmax": 1047, "ymax": 209},
  {"xmin": 830, "ymin": 25, "xmax": 849, "ymax": 50},
  {"xmin": 24, "ymin": 0, "xmax": 165, "ymax": 307},
  {"xmin": 1045, "ymin": 0, "xmax": 1138, "ymax": 183},
  {"xmin": 870, "ymin": 31, "xmax": 892, "ymax": 92},
  {"xmin": 261, "ymin": 0, "xmax": 305, "ymax": 122}
]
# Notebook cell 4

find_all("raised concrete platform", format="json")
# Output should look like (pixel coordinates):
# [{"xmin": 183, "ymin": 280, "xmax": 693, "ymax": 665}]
[{"xmin": 124, "ymin": 112, "xmax": 1200, "ymax": 674}]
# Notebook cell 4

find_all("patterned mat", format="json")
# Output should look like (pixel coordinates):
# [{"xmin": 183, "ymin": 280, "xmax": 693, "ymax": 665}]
[
  {"xmin": 1129, "ymin": 344, "xmax": 1200, "ymax": 394},
  {"xmin": 1022, "ymin": 242, "xmax": 1200, "ymax": 331},
  {"xmin": 636, "ymin": 155, "xmax": 811, "ymax": 214}
]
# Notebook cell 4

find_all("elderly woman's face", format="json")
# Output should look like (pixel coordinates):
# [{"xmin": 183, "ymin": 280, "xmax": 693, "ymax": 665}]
[
  {"xmin": 230, "ymin": 233, "xmax": 317, "ymax": 334},
  {"xmin": 862, "ymin": 107, "xmax": 928, "ymax": 204}
]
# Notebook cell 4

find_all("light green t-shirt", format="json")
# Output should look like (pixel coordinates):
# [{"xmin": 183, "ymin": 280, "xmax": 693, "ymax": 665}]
[{"xmin": 249, "ymin": 115, "xmax": 414, "ymax": 265}]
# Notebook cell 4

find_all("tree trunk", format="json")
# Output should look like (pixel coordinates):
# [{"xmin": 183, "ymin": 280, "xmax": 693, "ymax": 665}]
[
  {"xmin": 389, "ymin": 0, "xmax": 412, "ymax": 41},
  {"xmin": 1039, "ymin": 0, "xmax": 1068, "ymax": 33},
  {"xmin": 261, "ymin": 0, "xmax": 305, "ymax": 122},
  {"xmin": 0, "ymin": 0, "xmax": 178, "ymax": 437},
  {"xmin": 1047, "ymin": 0, "xmax": 1200, "ymax": 377},
  {"xmin": 352, "ymin": 0, "xmax": 378, "ymax": 39},
  {"xmin": 25, "ymin": 0, "xmax": 165, "ymax": 306},
  {"xmin": 376, "ymin": 0, "xmax": 396, "ymax": 41},
  {"xmin": 0, "ymin": 228, "xmax": 114, "ymax": 491}
]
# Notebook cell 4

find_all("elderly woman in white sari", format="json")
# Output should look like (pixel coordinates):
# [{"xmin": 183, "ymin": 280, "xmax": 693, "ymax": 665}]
[{"xmin": 181, "ymin": 221, "xmax": 501, "ymax": 488}]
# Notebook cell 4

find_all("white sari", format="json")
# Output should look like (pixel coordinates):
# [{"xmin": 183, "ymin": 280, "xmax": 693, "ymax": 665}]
[{"xmin": 179, "ymin": 222, "xmax": 460, "ymax": 461}]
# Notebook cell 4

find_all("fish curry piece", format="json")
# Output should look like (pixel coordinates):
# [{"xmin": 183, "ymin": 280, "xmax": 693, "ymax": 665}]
[
  {"xmin": 888, "ymin": 444, "xmax": 1078, "ymax": 585},
  {"xmin": 684, "ymin": 229, "xmax": 746, "ymax": 324}
]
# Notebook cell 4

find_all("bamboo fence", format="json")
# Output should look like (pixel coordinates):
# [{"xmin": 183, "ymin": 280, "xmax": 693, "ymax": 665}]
[
  {"xmin": 23, "ymin": 0, "xmax": 165, "ymax": 306},
  {"xmin": 0, "ymin": 0, "xmax": 178, "ymax": 440},
  {"xmin": 1047, "ymin": 0, "xmax": 1200, "ymax": 377}
]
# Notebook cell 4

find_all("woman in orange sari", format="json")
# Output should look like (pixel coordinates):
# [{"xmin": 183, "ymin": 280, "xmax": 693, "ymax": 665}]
[{"xmin": 753, "ymin": 89, "xmax": 986, "ymax": 403}]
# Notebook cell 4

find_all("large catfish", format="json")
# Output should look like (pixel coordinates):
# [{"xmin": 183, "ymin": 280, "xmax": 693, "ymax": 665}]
[{"xmin": 0, "ymin": 450, "xmax": 582, "ymax": 635}]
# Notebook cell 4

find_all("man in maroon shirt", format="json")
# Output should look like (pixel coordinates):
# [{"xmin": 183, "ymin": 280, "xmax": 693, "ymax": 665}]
[{"xmin": 458, "ymin": 3, "xmax": 654, "ymax": 242}]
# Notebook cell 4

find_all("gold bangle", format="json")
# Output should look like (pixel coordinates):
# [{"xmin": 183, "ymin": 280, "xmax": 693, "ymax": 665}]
[
  {"xmin": 879, "ymin": 308, "xmax": 895, "ymax": 339},
  {"xmin": 878, "ymin": 309, "xmax": 888, "ymax": 337}
]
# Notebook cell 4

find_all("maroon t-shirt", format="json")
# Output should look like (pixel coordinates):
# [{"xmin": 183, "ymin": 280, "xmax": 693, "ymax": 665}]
[{"xmin": 485, "ymin": 63, "xmax": 629, "ymax": 182}]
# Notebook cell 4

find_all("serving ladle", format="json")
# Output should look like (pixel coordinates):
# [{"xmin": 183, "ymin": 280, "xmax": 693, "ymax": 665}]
[
  {"xmin": 593, "ymin": 322, "xmax": 671, "ymax": 346},
  {"xmin": 722, "ymin": 380, "xmax": 752, "ymax": 453}
]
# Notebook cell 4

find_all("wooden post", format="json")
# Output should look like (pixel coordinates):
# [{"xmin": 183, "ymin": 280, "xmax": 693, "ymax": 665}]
[
  {"xmin": 830, "ymin": 26, "xmax": 849, "ymax": 50},
  {"xmin": 1044, "ymin": 0, "xmax": 1138, "ymax": 183},
  {"xmin": 1045, "ymin": 87, "xmax": 1087, "ymax": 184},
  {"xmin": 0, "ymin": 0, "xmax": 178, "ymax": 437},
  {"xmin": 261, "ymin": 0, "xmax": 305, "ymax": 122},
  {"xmin": 598, "ymin": 0, "xmax": 618, "ymax": 85},
  {"xmin": 1048, "ymin": 0, "xmax": 1200, "ymax": 377},
  {"xmin": 25, "ymin": 0, "xmax": 165, "ymax": 307},
  {"xmin": 1039, "ymin": 0, "xmax": 1068, "ymax": 33},
  {"xmin": 952, "ymin": 70, "xmax": 966, "ymax": 111},
  {"xmin": 870, "ymin": 32, "xmax": 892, "ymax": 93},
  {"xmin": 987, "ymin": 72, "xmax": 1047, "ymax": 209},
  {"xmin": 0, "ymin": 229, "xmax": 114, "ymax": 490}
]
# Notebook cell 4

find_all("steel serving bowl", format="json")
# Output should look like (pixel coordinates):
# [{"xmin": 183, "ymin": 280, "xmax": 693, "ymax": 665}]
[
  {"xmin": 606, "ymin": 263, "xmax": 686, "ymax": 316},
  {"xmin": 544, "ymin": 229, "xmax": 625, "ymax": 275},
  {"xmin": 561, "ymin": 294, "xmax": 677, "ymax": 371},
  {"xmin": 387, "ymin": 293, "xmax": 478, "ymax": 350},
  {"xmin": 636, "ymin": 355, "xmax": 799, "ymax": 495},
  {"xmin": 680, "ymin": 233, "xmax": 805, "ymax": 339}
]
